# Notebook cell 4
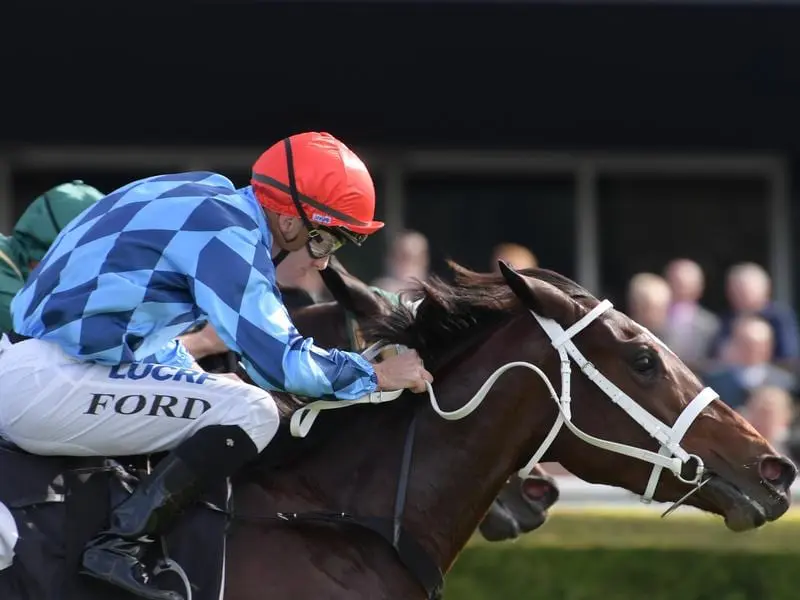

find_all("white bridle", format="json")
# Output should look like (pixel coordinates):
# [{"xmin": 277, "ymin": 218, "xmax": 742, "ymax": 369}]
[
  {"xmin": 289, "ymin": 298, "xmax": 718, "ymax": 503},
  {"xmin": 524, "ymin": 299, "xmax": 717, "ymax": 501}
]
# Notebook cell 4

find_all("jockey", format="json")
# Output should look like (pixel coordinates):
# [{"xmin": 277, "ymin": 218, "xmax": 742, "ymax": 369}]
[
  {"xmin": 0, "ymin": 181, "xmax": 103, "ymax": 333},
  {"xmin": 0, "ymin": 132, "xmax": 433, "ymax": 600}
]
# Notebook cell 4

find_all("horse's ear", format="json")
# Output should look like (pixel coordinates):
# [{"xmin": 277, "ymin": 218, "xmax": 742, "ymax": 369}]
[
  {"xmin": 498, "ymin": 261, "xmax": 568, "ymax": 321},
  {"xmin": 319, "ymin": 260, "xmax": 386, "ymax": 318}
]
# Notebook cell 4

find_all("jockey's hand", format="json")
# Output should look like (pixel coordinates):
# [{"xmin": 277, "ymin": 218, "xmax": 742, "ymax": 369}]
[
  {"xmin": 372, "ymin": 350, "xmax": 433, "ymax": 394},
  {"xmin": 180, "ymin": 324, "xmax": 228, "ymax": 359}
]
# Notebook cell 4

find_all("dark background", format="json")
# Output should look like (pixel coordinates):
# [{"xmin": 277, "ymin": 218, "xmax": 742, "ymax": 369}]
[
  {"xmin": 5, "ymin": 2, "xmax": 800, "ymax": 151},
  {"xmin": 4, "ymin": 0, "xmax": 800, "ymax": 312}
]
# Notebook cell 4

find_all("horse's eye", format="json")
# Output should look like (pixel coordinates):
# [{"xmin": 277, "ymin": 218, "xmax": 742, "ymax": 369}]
[{"xmin": 632, "ymin": 351, "xmax": 657, "ymax": 374}]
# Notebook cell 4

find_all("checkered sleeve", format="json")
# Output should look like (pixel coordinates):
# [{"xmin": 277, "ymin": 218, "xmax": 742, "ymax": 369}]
[
  {"xmin": 142, "ymin": 339, "xmax": 196, "ymax": 369},
  {"xmin": 183, "ymin": 206, "xmax": 377, "ymax": 400}
]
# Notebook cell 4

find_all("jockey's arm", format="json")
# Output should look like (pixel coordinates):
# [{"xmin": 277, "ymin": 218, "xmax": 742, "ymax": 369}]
[{"xmin": 189, "ymin": 226, "xmax": 378, "ymax": 401}]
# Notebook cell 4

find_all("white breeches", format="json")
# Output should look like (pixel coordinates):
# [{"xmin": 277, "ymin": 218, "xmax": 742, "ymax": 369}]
[{"xmin": 0, "ymin": 336, "xmax": 280, "ymax": 457}]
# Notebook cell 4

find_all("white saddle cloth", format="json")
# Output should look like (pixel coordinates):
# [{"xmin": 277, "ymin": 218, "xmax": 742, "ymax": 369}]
[
  {"xmin": 0, "ymin": 335, "xmax": 18, "ymax": 570},
  {"xmin": 0, "ymin": 500, "xmax": 17, "ymax": 571}
]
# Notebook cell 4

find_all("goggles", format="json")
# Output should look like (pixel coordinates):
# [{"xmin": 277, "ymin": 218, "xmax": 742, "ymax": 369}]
[{"xmin": 308, "ymin": 226, "xmax": 367, "ymax": 259}]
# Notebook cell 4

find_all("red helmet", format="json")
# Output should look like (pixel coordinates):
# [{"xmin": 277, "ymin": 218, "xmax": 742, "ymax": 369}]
[{"xmin": 251, "ymin": 132, "xmax": 384, "ymax": 236}]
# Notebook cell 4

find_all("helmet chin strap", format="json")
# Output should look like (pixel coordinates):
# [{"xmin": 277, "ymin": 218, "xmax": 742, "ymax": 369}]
[
  {"xmin": 269, "ymin": 209, "xmax": 303, "ymax": 267},
  {"xmin": 273, "ymin": 249, "xmax": 289, "ymax": 267},
  {"xmin": 267, "ymin": 218, "xmax": 292, "ymax": 266}
]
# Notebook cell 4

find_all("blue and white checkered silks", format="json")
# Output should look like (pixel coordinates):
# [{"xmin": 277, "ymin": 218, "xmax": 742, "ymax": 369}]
[{"xmin": 11, "ymin": 172, "xmax": 377, "ymax": 400}]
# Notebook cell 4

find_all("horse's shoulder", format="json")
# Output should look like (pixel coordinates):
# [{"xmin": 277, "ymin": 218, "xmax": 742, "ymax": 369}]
[{"xmin": 247, "ymin": 391, "xmax": 344, "ymax": 474}]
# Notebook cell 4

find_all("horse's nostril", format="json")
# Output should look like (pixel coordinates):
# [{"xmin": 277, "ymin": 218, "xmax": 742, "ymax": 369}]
[
  {"xmin": 521, "ymin": 477, "xmax": 559, "ymax": 506},
  {"xmin": 759, "ymin": 456, "xmax": 797, "ymax": 492}
]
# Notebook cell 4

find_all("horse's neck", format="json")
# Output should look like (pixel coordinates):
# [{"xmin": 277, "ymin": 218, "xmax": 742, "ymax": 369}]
[
  {"xmin": 399, "ymin": 338, "xmax": 553, "ymax": 568},
  {"xmin": 290, "ymin": 340, "xmax": 549, "ymax": 570}
]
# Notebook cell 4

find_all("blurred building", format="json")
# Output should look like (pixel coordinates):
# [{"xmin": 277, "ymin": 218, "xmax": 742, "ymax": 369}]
[{"xmin": 3, "ymin": 1, "xmax": 800, "ymax": 316}]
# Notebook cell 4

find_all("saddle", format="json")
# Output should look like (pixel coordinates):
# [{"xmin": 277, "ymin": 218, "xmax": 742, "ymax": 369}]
[{"xmin": 0, "ymin": 437, "xmax": 230, "ymax": 600}]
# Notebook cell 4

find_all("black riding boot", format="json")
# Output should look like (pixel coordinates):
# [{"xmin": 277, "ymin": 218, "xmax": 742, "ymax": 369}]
[{"xmin": 80, "ymin": 425, "xmax": 258, "ymax": 600}]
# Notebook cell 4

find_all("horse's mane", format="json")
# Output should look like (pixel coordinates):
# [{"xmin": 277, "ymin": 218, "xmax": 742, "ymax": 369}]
[
  {"xmin": 251, "ymin": 261, "xmax": 594, "ymax": 475},
  {"xmin": 360, "ymin": 261, "xmax": 593, "ymax": 363}
]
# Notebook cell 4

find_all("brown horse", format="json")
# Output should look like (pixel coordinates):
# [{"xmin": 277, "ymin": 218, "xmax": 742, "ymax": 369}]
[
  {"xmin": 289, "ymin": 264, "xmax": 560, "ymax": 541},
  {"xmin": 1, "ymin": 261, "xmax": 795, "ymax": 600},
  {"xmin": 190, "ymin": 263, "xmax": 560, "ymax": 542},
  {"xmin": 220, "ymin": 261, "xmax": 794, "ymax": 599}
]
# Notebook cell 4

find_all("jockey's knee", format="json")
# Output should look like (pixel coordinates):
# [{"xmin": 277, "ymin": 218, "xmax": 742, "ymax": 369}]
[{"xmin": 231, "ymin": 391, "xmax": 280, "ymax": 453}]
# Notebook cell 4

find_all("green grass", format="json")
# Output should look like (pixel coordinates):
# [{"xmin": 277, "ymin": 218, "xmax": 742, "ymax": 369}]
[
  {"xmin": 445, "ymin": 548, "xmax": 800, "ymax": 600},
  {"xmin": 441, "ymin": 508, "xmax": 800, "ymax": 599}
]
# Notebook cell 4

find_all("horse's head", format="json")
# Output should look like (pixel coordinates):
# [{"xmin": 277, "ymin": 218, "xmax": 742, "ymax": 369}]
[
  {"xmin": 363, "ymin": 261, "xmax": 794, "ymax": 534},
  {"xmin": 496, "ymin": 262, "xmax": 795, "ymax": 531},
  {"xmin": 289, "ymin": 261, "xmax": 393, "ymax": 350},
  {"xmin": 319, "ymin": 258, "xmax": 394, "ymax": 320}
]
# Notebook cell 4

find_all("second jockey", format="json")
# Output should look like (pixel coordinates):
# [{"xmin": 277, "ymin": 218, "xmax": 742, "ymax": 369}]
[{"xmin": 0, "ymin": 132, "xmax": 433, "ymax": 600}]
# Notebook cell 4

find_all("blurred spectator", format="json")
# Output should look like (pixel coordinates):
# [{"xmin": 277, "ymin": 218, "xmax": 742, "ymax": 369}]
[
  {"xmin": 662, "ymin": 258, "xmax": 720, "ymax": 373},
  {"xmin": 372, "ymin": 230, "xmax": 429, "ymax": 293},
  {"xmin": 626, "ymin": 273, "xmax": 671, "ymax": 338},
  {"xmin": 491, "ymin": 242, "xmax": 538, "ymax": 272},
  {"xmin": 740, "ymin": 386, "xmax": 795, "ymax": 455},
  {"xmin": 711, "ymin": 262, "xmax": 800, "ymax": 366},
  {"xmin": 703, "ymin": 315, "xmax": 797, "ymax": 410},
  {"xmin": 0, "ymin": 181, "xmax": 103, "ymax": 334}
]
